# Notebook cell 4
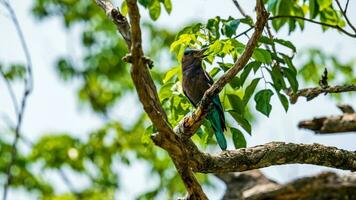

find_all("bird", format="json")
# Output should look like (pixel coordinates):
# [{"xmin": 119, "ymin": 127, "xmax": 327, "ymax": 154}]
[{"xmin": 181, "ymin": 47, "xmax": 227, "ymax": 150}]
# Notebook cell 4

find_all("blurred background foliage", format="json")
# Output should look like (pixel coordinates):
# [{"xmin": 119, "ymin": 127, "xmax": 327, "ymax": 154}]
[{"xmin": 0, "ymin": 0, "xmax": 355, "ymax": 199}]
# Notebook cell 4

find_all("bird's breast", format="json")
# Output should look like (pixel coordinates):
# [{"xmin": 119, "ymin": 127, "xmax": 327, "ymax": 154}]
[{"xmin": 182, "ymin": 69, "xmax": 211, "ymax": 105}]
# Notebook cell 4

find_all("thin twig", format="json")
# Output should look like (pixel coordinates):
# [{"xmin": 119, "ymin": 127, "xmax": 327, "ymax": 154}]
[
  {"xmin": 234, "ymin": 26, "xmax": 254, "ymax": 38},
  {"xmin": 232, "ymin": 0, "xmax": 248, "ymax": 17},
  {"xmin": 345, "ymin": 0, "xmax": 350, "ymax": 13},
  {"xmin": 59, "ymin": 169, "xmax": 80, "ymax": 196},
  {"xmin": 0, "ymin": 70, "xmax": 19, "ymax": 115},
  {"xmin": 269, "ymin": 15, "xmax": 356, "ymax": 38},
  {"xmin": 335, "ymin": 0, "xmax": 356, "ymax": 33},
  {"xmin": 1, "ymin": 1, "xmax": 33, "ymax": 199}
]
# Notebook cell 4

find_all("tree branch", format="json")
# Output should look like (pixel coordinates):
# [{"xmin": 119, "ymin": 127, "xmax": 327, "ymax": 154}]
[
  {"xmin": 286, "ymin": 84, "xmax": 356, "ymax": 104},
  {"xmin": 96, "ymin": 0, "xmax": 207, "ymax": 199},
  {"xmin": 337, "ymin": 104, "xmax": 355, "ymax": 114},
  {"xmin": 269, "ymin": 15, "xmax": 356, "ymax": 38},
  {"xmin": 1, "ymin": 1, "xmax": 33, "ymax": 199},
  {"xmin": 94, "ymin": 0, "xmax": 131, "ymax": 47},
  {"xmin": 217, "ymin": 170, "xmax": 278, "ymax": 200},
  {"xmin": 232, "ymin": 0, "xmax": 248, "ymax": 18},
  {"xmin": 193, "ymin": 142, "xmax": 356, "ymax": 173},
  {"xmin": 174, "ymin": 0, "xmax": 269, "ymax": 139},
  {"xmin": 335, "ymin": 0, "xmax": 356, "ymax": 33},
  {"xmin": 221, "ymin": 171, "xmax": 356, "ymax": 200},
  {"xmin": 299, "ymin": 109, "xmax": 356, "ymax": 133},
  {"xmin": 94, "ymin": 1, "xmax": 355, "ymax": 199}
]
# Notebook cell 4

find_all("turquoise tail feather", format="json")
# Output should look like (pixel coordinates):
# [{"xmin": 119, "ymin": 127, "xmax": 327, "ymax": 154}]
[{"xmin": 207, "ymin": 97, "xmax": 227, "ymax": 150}]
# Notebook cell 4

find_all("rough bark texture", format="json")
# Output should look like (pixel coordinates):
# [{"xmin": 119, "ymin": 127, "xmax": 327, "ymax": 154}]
[
  {"xmin": 126, "ymin": 0, "xmax": 207, "ymax": 199},
  {"xmin": 219, "ymin": 170, "xmax": 356, "ymax": 200},
  {"xmin": 194, "ymin": 142, "xmax": 356, "ymax": 173},
  {"xmin": 299, "ymin": 105, "xmax": 356, "ymax": 133},
  {"xmin": 217, "ymin": 170, "xmax": 278, "ymax": 200},
  {"xmin": 299, "ymin": 113, "xmax": 356, "ymax": 133},
  {"xmin": 286, "ymin": 84, "xmax": 356, "ymax": 104}
]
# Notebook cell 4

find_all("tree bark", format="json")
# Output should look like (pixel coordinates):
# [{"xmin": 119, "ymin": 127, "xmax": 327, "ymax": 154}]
[
  {"xmin": 299, "ymin": 104, "xmax": 356, "ymax": 133},
  {"xmin": 194, "ymin": 142, "xmax": 356, "ymax": 173},
  {"xmin": 286, "ymin": 85, "xmax": 356, "ymax": 104},
  {"xmin": 219, "ymin": 170, "xmax": 356, "ymax": 200}
]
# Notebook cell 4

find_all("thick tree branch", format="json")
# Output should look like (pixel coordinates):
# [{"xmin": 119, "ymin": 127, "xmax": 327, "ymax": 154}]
[
  {"xmin": 217, "ymin": 170, "xmax": 278, "ymax": 200},
  {"xmin": 286, "ymin": 84, "xmax": 356, "ymax": 104},
  {"xmin": 247, "ymin": 172, "xmax": 356, "ymax": 200},
  {"xmin": 193, "ymin": 142, "xmax": 356, "ymax": 173},
  {"xmin": 174, "ymin": 0, "xmax": 269, "ymax": 139},
  {"xmin": 96, "ymin": 0, "xmax": 207, "ymax": 199},
  {"xmin": 125, "ymin": 1, "xmax": 207, "ymax": 199},
  {"xmin": 299, "ymin": 113, "xmax": 356, "ymax": 133},
  {"xmin": 220, "ymin": 171, "xmax": 356, "ymax": 200}
]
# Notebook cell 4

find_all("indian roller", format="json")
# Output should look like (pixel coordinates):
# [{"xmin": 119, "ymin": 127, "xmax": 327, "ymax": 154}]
[{"xmin": 181, "ymin": 48, "xmax": 227, "ymax": 150}]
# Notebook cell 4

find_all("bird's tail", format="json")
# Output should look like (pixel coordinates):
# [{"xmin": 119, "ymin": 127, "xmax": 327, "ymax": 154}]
[{"xmin": 207, "ymin": 108, "xmax": 227, "ymax": 150}]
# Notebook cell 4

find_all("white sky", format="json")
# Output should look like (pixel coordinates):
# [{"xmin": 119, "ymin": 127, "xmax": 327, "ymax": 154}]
[{"xmin": 1, "ymin": 0, "xmax": 355, "ymax": 199}]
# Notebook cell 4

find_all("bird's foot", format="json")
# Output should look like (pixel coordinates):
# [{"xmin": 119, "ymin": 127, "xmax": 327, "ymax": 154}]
[{"xmin": 122, "ymin": 53, "xmax": 154, "ymax": 69}]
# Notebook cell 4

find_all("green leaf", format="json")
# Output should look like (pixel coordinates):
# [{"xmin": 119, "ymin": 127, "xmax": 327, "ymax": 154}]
[
  {"xmin": 206, "ymin": 17, "xmax": 221, "ymax": 40},
  {"xmin": 121, "ymin": 1, "xmax": 128, "ymax": 16},
  {"xmin": 149, "ymin": 0, "xmax": 161, "ymax": 21},
  {"xmin": 163, "ymin": 66, "xmax": 180, "ymax": 83},
  {"xmin": 259, "ymin": 36, "xmax": 273, "ymax": 45},
  {"xmin": 227, "ymin": 94, "xmax": 244, "ymax": 114},
  {"xmin": 270, "ymin": 66, "xmax": 286, "ymax": 91},
  {"xmin": 254, "ymin": 89, "xmax": 274, "ymax": 117},
  {"xmin": 231, "ymin": 128, "xmax": 246, "ymax": 149},
  {"xmin": 2, "ymin": 64, "xmax": 26, "ymax": 81},
  {"xmin": 276, "ymin": 0, "xmax": 291, "ymax": 15},
  {"xmin": 228, "ymin": 110, "xmax": 252, "ymax": 135},
  {"xmin": 222, "ymin": 19, "xmax": 240, "ymax": 37},
  {"xmin": 240, "ymin": 61, "xmax": 261, "ymax": 86},
  {"xmin": 240, "ymin": 16, "xmax": 254, "ymax": 26},
  {"xmin": 281, "ymin": 54, "xmax": 297, "ymax": 74},
  {"xmin": 163, "ymin": 0, "xmax": 172, "ymax": 14},
  {"xmin": 253, "ymin": 48, "xmax": 272, "ymax": 64},
  {"xmin": 272, "ymin": 18, "xmax": 287, "ymax": 31},
  {"xmin": 267, "ymin": 0, "xmax": 278, "ymax": 12},
  {"xmin": 159, "ymin": 82, "xmax": 174, "ymax": 100},
  {"xmin": 243, "ymin": 78, "xmax": 260, "ymax": 105},
  {"xmin": 218, "ymin": 62, "xmax": 234, "ymax": 72},
  {"xmin": 209, "ymin": 67, "xmax": 221, "ymax": 78},
  {"xmin": 138, "ymin": 0, "xmax": 150, "ymax": 7},
  {"xmin": 230, "ymin": 77, "xmax": 241, "ymax": 89},
  {"xmin": 317, "ymin": 0, "xmax": 332, "ymax": 10},
  {"xmin": 274, "ymin": 38, "xmax": 296, "ymax": 53},
  {"xmin": 275, "ymin": 89, "xmax": 289, "ymax": 112},
  {"xmin": 309, "ymin": 0, "xmax": 319, "ymax": 19},
  {"xmin": 283, "ymin": 67, "xmax": 299, "ymax": 93}
]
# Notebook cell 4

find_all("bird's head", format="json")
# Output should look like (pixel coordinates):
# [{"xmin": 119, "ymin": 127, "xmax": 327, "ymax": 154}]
[{"xmin": 181, "ymin": 47, "xmax": 208, "ymax": 70}]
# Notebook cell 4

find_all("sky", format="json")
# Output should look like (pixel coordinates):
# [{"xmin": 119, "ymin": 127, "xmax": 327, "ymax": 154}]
[{"xmin": 0, "ymin": 0, "xmax": 355, "ymax": 199}]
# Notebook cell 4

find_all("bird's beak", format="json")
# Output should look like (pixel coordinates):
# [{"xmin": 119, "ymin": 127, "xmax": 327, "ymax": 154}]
[{"xmin": 195, "ymin": 47, "xmax": 209, "ymax": 59}]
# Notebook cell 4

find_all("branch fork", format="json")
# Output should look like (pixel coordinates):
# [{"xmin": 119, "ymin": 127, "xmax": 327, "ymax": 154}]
[{"xmin": 94, "ymin": 0, "xmax": 356, "ymax": 199}]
